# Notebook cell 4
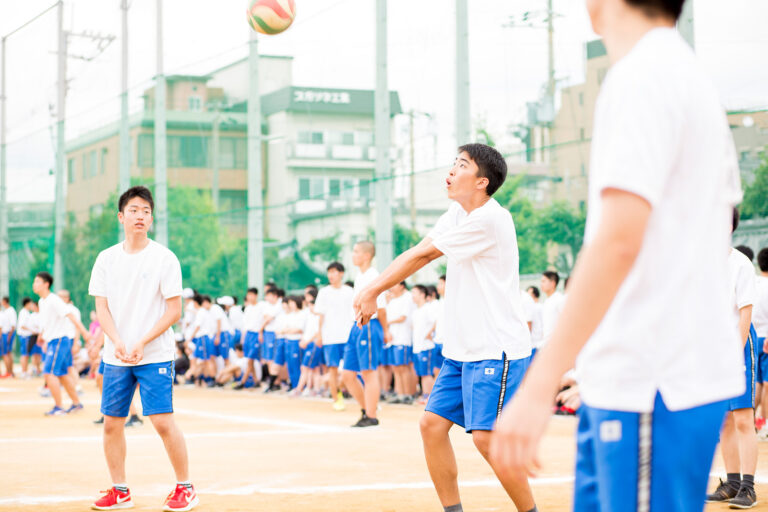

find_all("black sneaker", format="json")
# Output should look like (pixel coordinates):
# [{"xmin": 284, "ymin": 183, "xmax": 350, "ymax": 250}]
[
  {"xmin": 233, "ymin": 382, "xmax": 245, "ymax": 390},
  {"xmin": 93, "ymin": 416, "xmax": 104, "ymax": 425},
  {"xmin": 352, "ymin": 416, "xmax": 379, "ymax": 428},
  {"xmin": 707, "ymin": 479, "xmax": 740, "ymax": 503},
  {"xmin": 729, "ymin": 486, "xmax": 757, "ymax": 509},
  {"xmin": 125, "ymin": 414, "xmax": 144, "ymax": 428}
]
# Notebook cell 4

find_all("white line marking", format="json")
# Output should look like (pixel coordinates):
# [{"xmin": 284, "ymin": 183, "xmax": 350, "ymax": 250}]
[{"xmin": 0, "ymin": 428, "xmax": 338, "ymax": 444}]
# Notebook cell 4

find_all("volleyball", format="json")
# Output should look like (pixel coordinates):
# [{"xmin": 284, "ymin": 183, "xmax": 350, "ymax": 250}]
[{"xmin": 247, "ymin": 0, "xmax": 297, "ymax": 35}]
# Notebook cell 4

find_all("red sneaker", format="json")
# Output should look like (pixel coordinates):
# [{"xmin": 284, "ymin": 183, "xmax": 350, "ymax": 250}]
[
  {"xmin": 756, "ymin": 416, "xmax": 766, "ymax": 431},
  {"xmin": 163, "ymin": 484, "xmax": 199, "ymax": 511},
  {"xmin": 92, "ymin": 487, "xmax": 133, "ymax": 510}
]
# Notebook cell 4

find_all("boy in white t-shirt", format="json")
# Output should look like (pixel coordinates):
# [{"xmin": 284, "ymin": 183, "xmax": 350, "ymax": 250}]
[
  {"xmin": 354, "ymin": 143, "xmax": 536, "ymax": 511},
  {"xmin": 755, "ymin": 248, "xmax": 768, "ymax": 435},
  {"xmin": 17, "ymin": 297, "xmax": 42, "ymax": 378},
  {"xmin": 235, "ymin": 287, "xmax": 263, "ymax": 390},
  {"xmin": 490, "ymin": 3, "xmax": 745, "ymax": 511},
  {"xmin": 386, "ymin": 281, "xmax": 414, "ymax": 405},
  {"xmin": 539, "ymin": 271, "xmax": 564, "ymax": 354},
  {"xmin": 315, "ymin": 262, "xmax": 355, "ymax": 410},
  {"xmin": 0, "ymin": 297, "xmax": 16, "ymax": 377},
  {"xmin": 89, "ymin": 186, "xmax": 197, "ymax": 511},
  {"xmin": 411, "ymin": 285, "xmax": 437, "ymax": 403}
]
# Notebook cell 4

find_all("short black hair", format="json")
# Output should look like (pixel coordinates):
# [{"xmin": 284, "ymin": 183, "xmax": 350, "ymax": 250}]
[
  {"xmin": 36, "ymin": 271, "xmax": 53, "ymax": 288},
  {"xmin": 201, "ymin": 295, "xmax": 212, "ymax": 304},
  {"xmin": 458, "ymin": 143, "xmax": 507, "ymax": 197},
  {"xmin": 426, "ymin": 285, "xmax": 438, "ymax": 299},
  {"xmin": 22, "ymin": 297, "xmax": 33, "ymax": 306},
  {"xmin": 265, "ymin": 288, "xmax": 278, "ymax": 297},
  {"xmin": 277, "ymin": 289, "xmax": 286, "ymax": 299},
  {"xmin": 118, "ymin": 185, "xmax": 154, "ymax": 213},
  {"xmin": 344, "ymin": 280, "xmax": 354, "ymax": 288},
  {"xmin": 625, "ymin": 0, "xmax": 684, "ymax": 21},
  {"xmin": 438, "ymin": 275, "xmax": 446, "ymax": 281},
  {"xmin": 192, "ymin": 294, "xmax": 203, "ymax": 306},
  {"xmin": 735, "ymin": 245, "xmax": 754, "ymax": 262},
  {"xmin": 265, "ymin": 282, "xmax": 277, "ymax": 292},
  {"xmin": 732, "ymin": 207, "xmax": 739, "ymax": 233},
  {"xmin": 327, "ymin": 261, "xmax": 345, "ymax": 273},
  {"xmin": 758, "ymin": 248, "xmax": 768, "ymax": 272},
  {"xmin": 1, "ymin": 296, "xmax": 8, "ymax": 304},
  {"xmin": 542, "ymin": 271, "xmax": 560, "ymax": 286},
  {"xmin": 287, "ymin": 295, "xmax": 303, "ymax": 309},
  {"xmin": 413, "ymin": 284, "xmax": 428, "ymax": 297},
  {"xmin": 232, "ymin": 296, "xmax": 238, "ymax": 305},
  {"xmin": 527, "ymin": 286, "xmax": 540, "ymax": 299},
  {"xmin": 234, "ymin": 343, "xmax": 244, "ymax": 352},
  {"xmin": 246, "ymin": 287, "xmax": 259, "ymax": 297},
  {"xmin": 304, "ymin": 284, "xmax": 318, "ymax": 293},
  {"xmin": 305, "ymin": 288, "xmax": 318, "ymax": 300}
]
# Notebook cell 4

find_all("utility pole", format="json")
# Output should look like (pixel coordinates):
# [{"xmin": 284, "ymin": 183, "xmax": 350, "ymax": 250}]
[
  {"xmin": 119, "ymin": 0, "xmax": 130, "ymax": 198},
  {"xmin": 247, "ymin": 31, "xmax": 264, "ymax": 290},
  {"xmin": 546, "ymin": 0, "xmax": 555, "ymax": 99},
  {"xmin": 53, "ymin": 0, "xmax": 66, "ymax": 288},
  {"xmin": 409, "ymin": 111, "xmax": 415, "ymax": 229},
  {"xmin": 455, "ymin": 0, "xmax": 470, "ymax": 147},
  {"xmin": 0, "ymin": 37, "xmax": 7, "ymax": 298},
  {"xmin": 678, "ymin": 0, "xmax": 695, "ymax": 49},
  {"xmin": 154, "ymin": 0, "xmax": 168, "ymax": 246},
  {"xmin": 374, "ymin": 0, "xmax": 393, "ymax": 269},
  {"xmin": 211, "ymin": 110, "xmax": 220, "ymax": 210}
]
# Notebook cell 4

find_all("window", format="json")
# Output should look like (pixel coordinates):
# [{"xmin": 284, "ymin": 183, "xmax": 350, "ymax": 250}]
[
  {"xmin": 90, "ymin": 151, "xmax": 98, "ymax": 177},
  {"xmin": 168, "ymin": 136, "xmax": 208, "ymax": 167},
  {"xmin": 219, "ymin": 137, "xmax": 247, "ymax": 168},
  {"xmin": 67, "ymin": 159, "xmax": 75, "ymax": 183},
  {"xmin": 82, "ymin": 154, "xmax": 88, "ymax": 179},
  {"xmin": 358, "ymin": 179, "xmax": 371, "ymax": 199},
  {"xmin": 188, "ymin": 96, "xmax": 202, "ymax": 111},
  {"xmin": 100, "ymin": 148, "xmax": 108, "ymax": 174},
  {"xmin": 340, "ymin": 132, "xmax": 354, "ymax": 145},
  {"xmin": 355, "ymin": 131, "xmax": 374, "ymax": 146},
  {"xmin": 137, "ymin": 134, "xmax": 154, "ymax": 167},
  {"xmin": 298, "ymin": 177, "xmax": 325, "ymax": 200},
  {"xmin": 341, "ymin": 178, "xmax": 356, "ymax": 198},
  {"xmin": 297, "ymin": 131, "xmax": 324, "ymax": 144},
  {"xmin": 578, "ymin": 92, "xmax": 584, "ymax": 106},
  {"xmin": 580, "ymin": 128, "xmax": 585, "ymax": 140},
  {"xmin": 328, "ymin": 178, "xmax": 341, "ymax": 197}
]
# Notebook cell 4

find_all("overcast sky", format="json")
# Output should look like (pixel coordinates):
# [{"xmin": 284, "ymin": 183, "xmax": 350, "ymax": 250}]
[{"xmin": 2, "ymin": 0, "xmax": 767, "ymax": 203}]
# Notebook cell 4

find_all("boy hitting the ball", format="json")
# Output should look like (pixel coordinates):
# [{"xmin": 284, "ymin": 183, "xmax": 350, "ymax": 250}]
[
  {"xmin": 89, "ymin": 186, "xmax": 197, "ymax": 511},
  {"xmin": 489, "ymin": 1, "xmax": 745, "ymax": 511},
  {"xmin": 354, "ymin": 143, "xmax": 537, "ymax": 511}
]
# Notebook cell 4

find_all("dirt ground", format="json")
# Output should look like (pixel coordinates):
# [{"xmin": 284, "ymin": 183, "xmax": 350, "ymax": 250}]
[{"xmin": 1, "ymin": 377, "xmax": 767, "ymax": 511}]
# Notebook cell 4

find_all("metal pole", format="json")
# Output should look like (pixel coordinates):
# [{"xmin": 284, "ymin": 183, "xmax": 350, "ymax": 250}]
[
  {"xmin": 154, "ymin": 0, "xmax": 168, "ymax": 246},
  {"xmin": 247, "ymin": 31, "xmax": 263, "ymax": 290},
  {"xmin": 409, "ymin": 110, "xmax": 415, "ymax": 229},
  {"xmin": 119, "ymin": 0, "xmax": 130, "ymax": 197},
  {"xmin": 546, "ymin": 0, "xmax": 555, "ymax": 99},
  {"xmin": 212, "ymin": 111, "xmax": 220, "ymax": 210},
  {"xmin": 455, "ymin": 0, "xmax": 470, "ymax": 146},
  {"xmin": 374, "ymin": 0, "xmax": 393, "ymax": 268},
  {"xmin": 678, "ymin": 0, "xmax": 695, "ymax": 50},
  {"xmin": 53, "ymin": 0, "xmax": 66, "ymax": 287},
  {"xmin": 0, "ymin": 38, "xmax": 8, "ymax": 298}
]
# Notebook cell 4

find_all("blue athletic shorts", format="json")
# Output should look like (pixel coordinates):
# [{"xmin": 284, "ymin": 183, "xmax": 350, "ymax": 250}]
[
  {"xmin": 274, "ymin": 338, "xmax": 287, "ymax": 366},
  {"xmin": 101, "ymin": 361, "xmax": 175, "ymax": 417},
  {"xmin": 192, "ymin": 336, "xmax": 212, "ymax": 360},
  {"xmin": 1, "ymin": 332, "xmax": 15, "ymax": 356},
  {"xmin": 98, "ymin": 360, "xmax": 105, "ymax": 375},
  {"xmin": 232, "ymin": 330, "xmax": 242, "ymax": 347},
  {"xmin": 575, "ymin": 392, "xmax": 727, "ymax": 512},
  {"xmin": 414, "ymin": 349, "xmax": 435, "ymax": 377},
  {"xmin": 729, "ymin": 324, "xmax": 758, "ymax": 411},
  {"xmin": 426, "ymin": 355, "xmax": 530, "ymax": 432},
  {"xmin": 390, "ymin": 345, "xmax": 412, "ymax": 366},
  {"xmin": 17, "ymin": 335, "xmax": 31, "ymax": 356},
  {"xmin": 302, "ymin": 342, "xmax": 324, "ymax": 369},
  {"xmin": 262, "ymin": 331, "xmax": 276, "ymax": 361},
  {"xmin": 432, "ymin": 344, "xmax": 444, "ymax": 372},
  {"xmin": 342, "ymin": 319, "xmax": 384, "ymax": 372},
  {"xmin": 382, "ymin": 344, "xmax": 394, "ymax": 366},
  {"xmin": 216, "ymin": 332, "xmax": 231, "ymax": 358},
  {"xmin": 322, "ymin": 344, "xmax": 344, "ymax": 368},
  {"xmin": 756, "ymin": 337, "xmax": 767, "ymax": 384},
  {"xmin": 285, "ymin": 339, "xmax": 301, "ymax": 386},
  {"xmin": 42, "ymin": 337, "xmax": 73, "ymax": 377},
  {"xmin": 244, "ymin": 331, "xmax": 261, "ymax": 360}
]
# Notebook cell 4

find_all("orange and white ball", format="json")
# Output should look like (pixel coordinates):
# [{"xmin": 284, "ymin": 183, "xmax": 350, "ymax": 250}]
[{"xmin": 247, "ymin": 0, "xmax": 296, "ymax": 35}]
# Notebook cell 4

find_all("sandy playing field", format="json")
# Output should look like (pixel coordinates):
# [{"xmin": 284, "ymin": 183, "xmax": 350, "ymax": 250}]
[{"xmin": 1, "ymin": 377, "xmax": 767, "ymax": 511}]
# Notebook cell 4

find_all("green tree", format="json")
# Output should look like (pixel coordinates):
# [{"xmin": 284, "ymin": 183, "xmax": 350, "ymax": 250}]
[
  {"xmin": 302, "ymin": 233, "xmax": 342, "ymax": 264},
  {"xmin": 199, "ymin": 237, "xmax": 247, "ymax": 298},
  {"xmin": 534, "ymin": 201, "xmax": 586, "ymax": 273},
  {"xmin": 494, "ymin": 176, "xmax": 548, "ymax": 274},
  {"xmin": 394, "ymin": 224, "xmax": 421, "ymax": 255},
  {"xmin": 741, "ymin": 158, "xmax": 768, "ymax": 219}
]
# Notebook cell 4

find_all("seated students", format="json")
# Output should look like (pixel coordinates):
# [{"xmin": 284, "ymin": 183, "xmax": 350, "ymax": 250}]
[{"xmin": 216, "ymin": 344, "xmax": 248, "ymax": 387}]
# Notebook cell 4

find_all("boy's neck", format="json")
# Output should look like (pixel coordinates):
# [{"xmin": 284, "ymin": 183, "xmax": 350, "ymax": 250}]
[
  {"xmin": 123, "ymin": 232, "xmax": 150, "ymax": 254},
  {"xmin": 546, "ymin": 289, "xmax": 556, "ymax": 298},
  {"xmin": 357, "ymin": 261, "xmax": 372, "ymax": 273},
  {"xmin": 330, "ymin": 281, "xmax": 343, "ymax": 289},
  {"xmin": 602, "ymin": 15, "xmax": 674, "ymax": 65},
  {"xmin": 457, "ymin": 194, "xmax": 491, "ymax": 215},
  {"xmin": 39, "ymin": 289, "xmax": 51, "ymax": 299}
]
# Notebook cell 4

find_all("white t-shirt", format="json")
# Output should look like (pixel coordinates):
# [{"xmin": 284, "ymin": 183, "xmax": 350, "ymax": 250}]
[
  {"xmin": 17, "ymin": 308, "xmax": 34, "ymax": 336},
  {"xmin": 89, "ymin": 239, "xmax": 183, "ymax": 367},
  {"xmin": 62, "ymin": 304, "xmax": 81, "ymax": 340},
  {"xmin": 302, "ymin": 312, "xmax": 320, "ymax": 343},
  {"xmin": 38, "ymin": 293, "xmax": 72, "ymax": 341},
  {"xmin": 182, "ymin": 301, "xmax": 196, "ymax": 341},
  {"xmin": 229, "ymin": 305, "xmax": 245, "ymax": 332},
  {"xmin": 754, "ymin": 275, "xmax": 768, "ymax": 338},
  {"xmin": 354, "ymin": 268, "xmax": 387, "ymax": 320},
  {"xmin": 575, "ymin": 28, "xmax": 744, "ymax": 413},
  {"xmin": 541, "ymin": 291, "xmax": 565, "ymax": 348},
  {"xmin": 1, "ymin": 306, "xmax": 16, "ymax": 333},
  {"xmin": 263, "ymin": 300, "xmax": 283, "ymax": 332},
  {"xmin": 433, "ymin": 298, "xmax": 446, "ymax": 345},
  {"xmin": 728, "ymin": 249, "xmax": 757, "ymax": 326},
  {"xmin": 429, "ymin": 199, "xmax": 531, "ymax": 361},
  {"xmin": 283, "ymin": 310, "xmax": 305, "ymax": 341},
  {"xmin": 29, "ymin": 312, "xmax": 41, "ymax": 335},
  {"xmin": 529, "ymin": 301, "xmax": 543, "ymax": 348},
  {"xmin": 315, "ymin": 284, "xmax": 355, "ymax": 345},
  {"xmin": 387, "ymin": 293, "xmax": 414, "ymax": 346},
  {"xmin": 243, "ymin": 303, "xmax": 264, "ymax": 333},
  {"xmin": 210, "ymin": 304, "xmax": 231, "ymax": 335},
  {"xmin": 412, "ymin": 304, "xmax": 436, "ymax": 353},
  {"xmin": 273, "ymin": 313, "xmax": 287, "ymax": 338}
]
